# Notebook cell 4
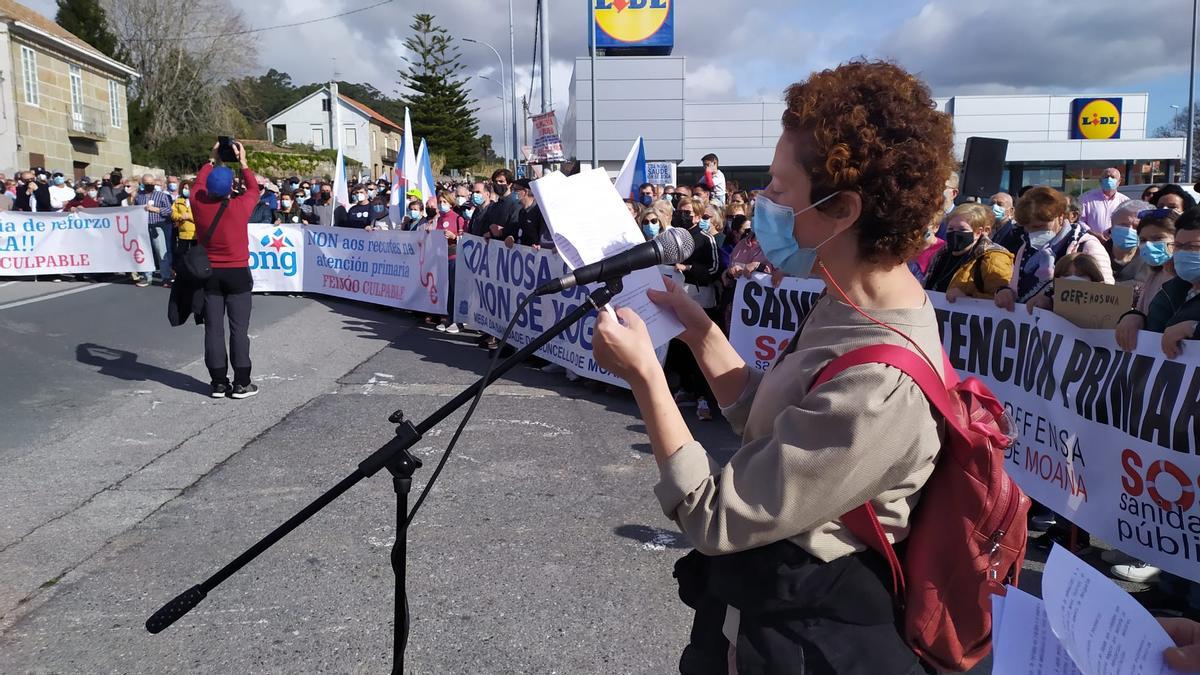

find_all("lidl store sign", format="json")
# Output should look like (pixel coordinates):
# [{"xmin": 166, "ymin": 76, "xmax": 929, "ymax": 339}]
[
  {"xmin": 594, "ymin": 0, "xmax": 674, "ymax": 54},
  {"xmin": 1070, "ymin": 97, "xmax": 1122, "ymax": 140}
]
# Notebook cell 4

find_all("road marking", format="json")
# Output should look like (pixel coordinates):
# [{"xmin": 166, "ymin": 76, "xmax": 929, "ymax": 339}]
[
  {"xmin": 0, "ymin": 281, "xmax": 17, "ymax": 287},
  {"xmin": 0, "ymin": 283, "xmax": 110, "ymax": 311}
]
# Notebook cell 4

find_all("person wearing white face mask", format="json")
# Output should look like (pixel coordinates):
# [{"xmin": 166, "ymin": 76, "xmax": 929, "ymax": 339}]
[
  {"xmin": 48, "ymin": 172, "xmax": 74, "ymax": 210},
  {"xmin": 996, "ymin": 186, "xmax": 1114, "ymax": 313},
  {"xmin": 1078, "ymin": 167, "xmax": 1129, "ymax": 237},
  {"xmin": 591, "ymin": 61, "xmax": 958, "ymax": 672}
]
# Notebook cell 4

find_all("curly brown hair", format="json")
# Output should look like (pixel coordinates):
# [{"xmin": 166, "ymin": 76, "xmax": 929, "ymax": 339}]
[
  {"xmin": 1014, "ymin": 186, "xmax": 1068, "ymax": 225},
  {"xmin": 781, "ymin": 60, "xmax": 955, "ymax": 262}
]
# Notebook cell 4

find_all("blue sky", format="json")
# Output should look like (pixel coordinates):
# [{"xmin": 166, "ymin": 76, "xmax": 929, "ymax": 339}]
[{"xmin": 26, "ymin": 0, "xmax": 1196, "ymax": 139}]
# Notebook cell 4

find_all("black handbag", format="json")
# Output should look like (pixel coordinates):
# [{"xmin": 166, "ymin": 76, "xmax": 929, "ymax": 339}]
[{"xmin": 179, "ymin": 198, "xmax": 229, "ymax": 282}]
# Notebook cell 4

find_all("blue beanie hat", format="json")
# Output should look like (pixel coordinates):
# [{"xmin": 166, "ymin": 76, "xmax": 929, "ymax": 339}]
[{"xmin": 206, "ymin": 166, "xmax": 234, "ymax": 197}]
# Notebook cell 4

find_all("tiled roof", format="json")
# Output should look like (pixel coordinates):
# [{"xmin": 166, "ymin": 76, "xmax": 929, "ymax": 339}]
[{"xmin": 339, "ymin": 94, "xmax": 402, "ymax": 132}]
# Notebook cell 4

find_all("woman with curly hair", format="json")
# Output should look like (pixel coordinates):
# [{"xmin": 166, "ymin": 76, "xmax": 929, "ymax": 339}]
[{"xmin": 593, "ymin": 60, "xmax": 953, "ymax": 673}]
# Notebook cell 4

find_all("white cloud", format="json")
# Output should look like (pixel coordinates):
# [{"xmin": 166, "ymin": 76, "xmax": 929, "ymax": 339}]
[
  {"xmin": 685, "ymin": 63, "xmax": 737, "ymax": 100},
  {"xmin": 881, "ymin": 0, "xmax": 1188, "ymax": 91}
]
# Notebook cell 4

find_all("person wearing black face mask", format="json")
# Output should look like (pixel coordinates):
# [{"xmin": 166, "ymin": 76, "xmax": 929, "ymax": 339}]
[
  {"xmin": 13, "ymin": 170, "xmax": 51, "ymax": 212},
  {"xmin": 481, "ymin": 167, "xmax": 519, "ymax": 241},
  {"xmin": 922, "ymin": 203, "xmax": 1014, "ymax": 300}
]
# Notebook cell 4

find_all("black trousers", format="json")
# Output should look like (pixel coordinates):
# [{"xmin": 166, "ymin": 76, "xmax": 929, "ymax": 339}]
[{"xmin": 204, "ymin": 267, "xmax": 253, "ymax": 385}]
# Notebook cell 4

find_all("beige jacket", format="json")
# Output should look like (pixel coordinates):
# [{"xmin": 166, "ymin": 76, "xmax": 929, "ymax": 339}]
[{"xmin": 654, "ymin": 294, "xmax": 945, "ymax": 561}]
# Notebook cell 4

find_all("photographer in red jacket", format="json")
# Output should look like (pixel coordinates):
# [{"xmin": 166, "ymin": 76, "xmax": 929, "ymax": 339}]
[{"xmin": 190, "ymin": 141, "xmax": 261, "ymax": 399}]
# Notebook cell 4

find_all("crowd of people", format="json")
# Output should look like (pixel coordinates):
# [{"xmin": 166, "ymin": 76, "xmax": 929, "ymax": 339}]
[{"xmin": 10, "ymin": 108, "xmax": 1200, "ymax": 665}]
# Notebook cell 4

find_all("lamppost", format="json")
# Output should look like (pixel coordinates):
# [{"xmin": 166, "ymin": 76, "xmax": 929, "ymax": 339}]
[
  {"xmin": 463, "ymin": 37, "xmax": 512, "ymax": 171},
  {"xmin": 479, "ymin": 75, "xmax": 508, "ymax": 167},
  {"xmin": 1189, "ymin": 0, "xmax": 1198, "ymax": 183}
]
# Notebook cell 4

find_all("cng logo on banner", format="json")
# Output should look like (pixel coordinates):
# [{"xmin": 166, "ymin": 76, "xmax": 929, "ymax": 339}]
[
  {"xmin": 594, "ymin": 0, "xmax": 673, "ymax": 51},
  {"xmin": 1071, "ymin": 97, "xmax": 1122, "ymax": 140},
  {"xmin": 251, "ymin": 226, "xmax": 297, "ymax": 276}
]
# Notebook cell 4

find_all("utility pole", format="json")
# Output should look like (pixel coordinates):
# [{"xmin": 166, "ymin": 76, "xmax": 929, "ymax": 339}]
[
  {"xmin": 508, "ymin": 0, "xmax": 521, "ymax": 171},
  {"xmin": 539, "ymin": 0, "xmax": 551, "ymax": 113},
  {"xmin": 1189, "ymin": 0, "xmax": 1197, "ymax": 183},
  {"xmin": 588, "ymin": 0, "xmax": 597, "ymax": 169}
]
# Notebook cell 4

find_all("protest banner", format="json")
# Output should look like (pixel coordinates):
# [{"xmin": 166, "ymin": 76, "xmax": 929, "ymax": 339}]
[
  {"xmin": 454, "ymin": 234, "xmax": 632, "ymax": 386},
  {"xmin": 301, "ymin": 225, "xmax": 447, "ymax": 313},
  {"xmin": 645, "ymin": 161, "xmax": 676, "ymax": 186},
  {"xmin": 728, "ymin": 273, "xmax": 1200, "ymax": 582},
  {"xmin": 0, "ymin": 207, "xmax": 154, "ymax": 275},
  {"xmin": 248, "ymin": 223, "xmax": 304, "ymax": 293},
  {"xmin": 1053, "ymin": 278, "xmax": 1135, "ymax": 329},
  {"xmin": 531, "ymin": 110, "xmax": 565, "ymax": 163}
]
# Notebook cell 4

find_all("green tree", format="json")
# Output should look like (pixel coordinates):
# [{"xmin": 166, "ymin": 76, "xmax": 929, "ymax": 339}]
[
  {"xmin": 398, "ymin": 14, "xmax": 480, "ymax": 171},
  {"xmin": 55, "ymin": 0, "xmax": 119, "ymax": 58}
]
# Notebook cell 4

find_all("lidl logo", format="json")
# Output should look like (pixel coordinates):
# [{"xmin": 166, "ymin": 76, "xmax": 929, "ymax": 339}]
[
  {"xmin": 1070, "ymin": 98, "xmax": 1122, "ymax": 140},
  {"xmin": 594, "ymin": 0, "xmax": 673, "ymax": 53}
]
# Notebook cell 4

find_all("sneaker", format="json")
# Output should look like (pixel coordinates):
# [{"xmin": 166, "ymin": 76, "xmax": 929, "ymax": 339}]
[
  {"xmin": 673, "ymin": 390, "xmax": 698, "ymax": 408},
  {"xmin": 133, "ymin": 274, "xmax": 150, "ymax": 288},
  {"xmin": 435, "ymin": 322, "xmax": 447, "ymax": 332},
  {"xmin": 444, "ymin": 323, "xmax": 460, "ymax": 334},
  {"xmin": 697, "ymin": 400, "xmax": 713, "ymax": 421},
  {"xmin": 540, "ymin": 363, "xmax": 566, "ymax": 374},
  {"xmin": 210, "ymin": 382, "xmax": 232, "ymax": 398},
  {"xmin": 1111, "ymin": 562, "xmax": 1161, "ymax": 583},
  {"xmin": 230, "ymin": 383, "xmax": 259, "ymax": 399},
  {"xmin": 565, "ymin": 370, "xmax": 580, "ymax": 382},
  {"xmin": 1101, "ymin": 549, "xmax": 1136, "ymax": 565}
]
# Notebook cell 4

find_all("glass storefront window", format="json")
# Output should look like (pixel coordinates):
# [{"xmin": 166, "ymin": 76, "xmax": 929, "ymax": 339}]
[{"xmin": 1024, "ymin": 166, "xmax": 1065, "ymax": 191}]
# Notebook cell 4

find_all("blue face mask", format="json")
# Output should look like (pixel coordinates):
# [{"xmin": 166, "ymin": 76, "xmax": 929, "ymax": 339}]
[
  {"xmin": 665, "ymin": 194, "xmax": 674, "ymax": 204},
  {"xmin": 699, "ymin": 218, "xmax": 711, "ymax": 232},
  {"xmin": 471, "ymin": 194, "xmax": 484, "ymax": 206},
  {"xmin": 640, "ymin": 194, "xmax": 654, "ymax": 206},
  {"xmin": 642, "ymin": 221, "xmax": 661, "ymax": 238},
  {"xmin": 1139, "ymin": 241, "xmax": 1172, "ymax": 267},
  {"xmin": 53, "ymin": 176, "xmax": 65, "ymax": 186},
  {"xmin": 1027, "ymin": 229, "xmax": 1057, "ymax": 250},
  {"xmin": 753, "ymin": 192, "xmax": 842, "ymax": 278},
  {"xmin": 1174, "ymin": 250, "xmax": 1200, "ymax": 282},
  {"xmin": 1110, "ymin": 225, "xmax": 1139, "ymax": 250},
  {"xmin": 991, "ymin": 203, "xmax": 1006, "ymax": 220},
  {"xmin": 409, "ymin": 209, "xmax": 422, "ymax": 220},
  {"xmin": 1101, "ymin": 176, "xmax": 1118, "ymax": 191}
]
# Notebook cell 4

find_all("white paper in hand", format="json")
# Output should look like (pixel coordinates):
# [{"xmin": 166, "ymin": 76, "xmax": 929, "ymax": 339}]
[
  {"xmin": 531, "ymin": 168, "xmax": 684, "ymax": 347},
  {"xmin": 992, "ymin": 587, "xmax": 1081, "ymax": 675},
  {"xmin": 1043, "ymin": 545, "xmax": 1183, "ymax": 675}
]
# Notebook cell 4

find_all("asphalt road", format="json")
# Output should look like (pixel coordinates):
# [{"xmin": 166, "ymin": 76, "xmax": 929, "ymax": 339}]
[{"xmin": 0, "ymin": 277, "xmax": 1146, "ymax": 673}]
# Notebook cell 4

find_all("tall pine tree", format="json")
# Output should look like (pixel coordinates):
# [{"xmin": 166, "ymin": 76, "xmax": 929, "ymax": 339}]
[
  {"xmin": 398, "ymin": 14, "xmax": 480, "ymax": 171},
  {"xmin": 55, "ymin": 0, "xmax": 119, "ymax": 59}
]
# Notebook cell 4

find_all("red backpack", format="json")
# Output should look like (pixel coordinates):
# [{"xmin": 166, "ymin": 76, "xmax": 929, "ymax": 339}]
[{"xmin": 813, "ymin": 343, "xmax": 1030, "ymax": 672}]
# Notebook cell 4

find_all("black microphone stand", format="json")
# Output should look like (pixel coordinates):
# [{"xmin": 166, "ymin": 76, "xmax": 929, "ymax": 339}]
[{"xmin": 145, "ymin": 279, "xmax": 624, "ymax": 673}]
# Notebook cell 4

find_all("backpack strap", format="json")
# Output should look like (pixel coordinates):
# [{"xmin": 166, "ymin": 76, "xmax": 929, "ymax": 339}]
[
  {"xmin": 200, "ymin": 199, "xmax": 230, "ymax": 247},
  {"xmin": 811, "ymin": 344, "xmax": 966, "ymax": 597}
]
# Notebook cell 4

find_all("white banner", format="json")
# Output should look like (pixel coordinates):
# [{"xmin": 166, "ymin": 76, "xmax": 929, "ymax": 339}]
[
  {"xmin": 453, "ymin": 234, "xmax": 631, "ymax": 386},
  {"xmin": 248, "ymin": 223, "xmax": 304, "ymax": 292},
  {"xmin": 0, "ymin": 207, "xmax": 154, "ymax": 275},
  {"xmin": 729, "ymin": 273, "xmax": 1200, "ymax": 582},
  {"xmin": 301, "ymin": 226, "xmax": 447, "ymax": 313}
]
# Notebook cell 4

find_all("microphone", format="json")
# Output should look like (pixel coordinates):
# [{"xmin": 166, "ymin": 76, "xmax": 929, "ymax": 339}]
[{"xmin": 535, "ymin": 227, "xmax": 697, "ymax": 296}]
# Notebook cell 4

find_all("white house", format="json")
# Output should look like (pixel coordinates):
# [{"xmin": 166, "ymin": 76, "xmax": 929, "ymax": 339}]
[{"xmin": 265, "ymin": 85, "xmax": 402, "ymax": 180}]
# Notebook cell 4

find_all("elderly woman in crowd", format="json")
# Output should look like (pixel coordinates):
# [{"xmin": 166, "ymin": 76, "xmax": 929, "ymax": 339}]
[
  {"xmin": 1105, "ymin": 200, "xmax": 1152, "ymax": 281},
  {"xmin": 996, "ymin": 186, "xmax": 1113, "ymax": 313},
  {"xmin": 923, "ymin": 202, "xmax": 1013, "ymax": 301},
  {"xmin": 1151, "ymin": 183, "xmax": 1196, "ymax": 213},
  {"xmin": 592, "ymin": 60, "xmax": 953, "ymax": 672}
]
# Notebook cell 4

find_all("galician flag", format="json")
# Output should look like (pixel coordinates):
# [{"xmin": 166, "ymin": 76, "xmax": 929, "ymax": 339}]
[
  {"xmin": 392, "ymin": 107, "xmax": 418, "ymax": 205},
  {"xmin": 613, "ymin": 136, "xmax": 647, "ymax": 201},
  {"xmin": 414, "ymin": 138, "xmax": 436, "ymax": 206},
  {"xmin": 331, "ymin": 146, "xmax": 350, "ymax": 209}
]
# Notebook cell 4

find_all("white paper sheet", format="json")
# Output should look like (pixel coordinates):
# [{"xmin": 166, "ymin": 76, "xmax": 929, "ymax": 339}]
[
  {"xmin": 531, "ymin": 168, "xmax": 684, "ymax": 347},
  {"xmin": 1043, "ymin": 545, "xmax": 1183, "ymax": 675},
  {"xmin": 992, "ymin": 587, "xmax": 1082, "ymax": 675}
]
